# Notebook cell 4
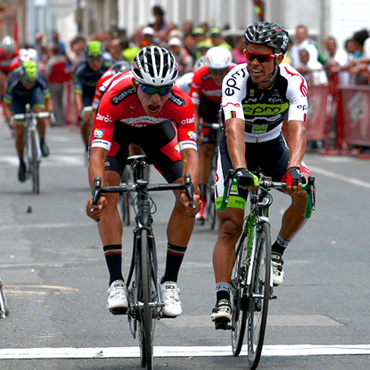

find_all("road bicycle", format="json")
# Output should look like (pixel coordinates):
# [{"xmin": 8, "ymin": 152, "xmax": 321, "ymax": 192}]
[
  {"xmin": 218, "ymin": 169, "xmax": 315, "ymax": 369},
  {"xmin": 197, "ymin": 120, "xmax": 223, "ymax": 229},
  {"xmin": 91, "ymin": 155, "xmax": 196, "ymax": 370},
  {"xmin": 12, "ymin": 104, "xmax": 52, "ymax": 194},
  {"xmin": 119, "ymin": 152, "xmax": 150, "ymax": 226},
  {"xmin": 0, "ymin": 276, "xmax": 9, "ymax": 319}
]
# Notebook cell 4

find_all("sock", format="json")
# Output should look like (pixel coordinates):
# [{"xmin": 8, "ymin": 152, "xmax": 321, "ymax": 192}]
[
  {"xmin": 103, "ymin": 244, "xmax": 124, "ymax": 285},
  {"xmin": 216, "ymin": 282, "xmax": 230, "ymax": 303},
  {"xmin": 161, "ymin": 243, "xmax": 187, "ymax": 284},
  {"xmin": 199, "ymin": 183, "xmax": 207, "ymax": 202},
  {"xmin": 19, "ymin": 157, "xmax": 25, "ymax": 165},
  {"xmin": 271, "ymin": 235, "xmax": 289, "ymax": 256}
]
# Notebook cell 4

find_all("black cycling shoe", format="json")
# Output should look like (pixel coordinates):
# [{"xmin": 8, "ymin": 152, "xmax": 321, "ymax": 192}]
[
  {"xmin": 18, "ymin": 162, "xmax": 26, "ymax": 182},
  {"xmin": 40, "ymin": 140, "xmax": 50, "ymax": 157}
]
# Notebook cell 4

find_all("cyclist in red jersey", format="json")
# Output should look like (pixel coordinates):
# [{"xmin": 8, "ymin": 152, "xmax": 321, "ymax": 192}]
[
  {"xmin": 86, "ymin": 46, "xmax": 201, "ymax": 318},
  {"xmin": 0, "ymin": 36, "xmax": 19, "ymax": 98},
  {"xmin": 189, "ymin": 46, "xmax": 235, "ymax": 221},
  {"xmin": 92, "ymin": 60, "xmax": 131, "ymax": 111}
]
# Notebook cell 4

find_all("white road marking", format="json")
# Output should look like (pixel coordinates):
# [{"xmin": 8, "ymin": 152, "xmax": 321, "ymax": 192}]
[
  {"xmin": 309, "ymin": 165, "xmax": 370, "ymax": 189},
  {"xmin": 0, "ymin": 222, "xmax": 94, "ymax": 230},
  {"xmin": 0, "ymin": 345, "xmax": 369, "ymax": 359},
  {"xmin": 0, "ymin": 155, "xmax": 84, "ymax": 167}
]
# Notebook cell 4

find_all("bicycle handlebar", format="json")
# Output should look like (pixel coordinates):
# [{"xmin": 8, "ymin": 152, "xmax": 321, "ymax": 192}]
[
  {"xmin": 90, "ymin": 173, "xmax": 196, "ymax": 213},
  {"xmin": 12, "ymin": 111, "xmax": 52, "ymax": 120},
  {"xmin": 219, "ymin": 169, "xmax": 315, "ymax": 219}
]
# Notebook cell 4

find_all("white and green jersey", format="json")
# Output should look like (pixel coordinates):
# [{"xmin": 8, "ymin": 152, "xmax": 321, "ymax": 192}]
[{"xmin": 221, "ymin": 63, "xmax": 308, "ymax": 143}]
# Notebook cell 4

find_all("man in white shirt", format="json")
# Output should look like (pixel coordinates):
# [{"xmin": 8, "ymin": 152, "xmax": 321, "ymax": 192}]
[
  {"xmin": 290, "ymin": 25, "xmax": 320, "ymax": 70},
  {"xmin": 324, "ymin": 37, "xmax": 350, "ymax": 86}
]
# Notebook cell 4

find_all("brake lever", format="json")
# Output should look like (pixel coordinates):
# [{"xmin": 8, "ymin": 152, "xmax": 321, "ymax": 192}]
[
  {"xmin": 90, "ymin": 177, "xmax": 102, "ymax": 213},
  {"xmin": 184, "ymin": 173, "xmax": 196, "ymax": 210}
]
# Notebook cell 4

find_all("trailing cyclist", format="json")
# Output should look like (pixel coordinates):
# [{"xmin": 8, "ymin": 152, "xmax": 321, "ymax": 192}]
[
  {"xmin": 3, "ymin": 60, "xmax": 52, "ymax": 182},
  {"xmin": 189, "ymin": 46, "xmax": 235, "ymax": 222},
  {"xmin": 210, "ymin": 21, "xmax": 313, "ymax": 328},
  {"xmin": 73, "ymin": 40, "xmax": 112, "ymax": 155},
  {"xmin": 85, "ymin": 46, "xmax": 201, "ymax": 318},
  {"xmin": 0, "ymin": 35, "xmax": 19, "ymax": 100}
]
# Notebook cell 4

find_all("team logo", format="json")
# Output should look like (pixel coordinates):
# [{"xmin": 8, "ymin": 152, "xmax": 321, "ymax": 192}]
[
  {"xmin": 93, "ymin": 128, "xmax": 105, "ymax": 138},
  {"xmin": 188, "ymin": 130, "xmax": 197, "ymax": 141}
]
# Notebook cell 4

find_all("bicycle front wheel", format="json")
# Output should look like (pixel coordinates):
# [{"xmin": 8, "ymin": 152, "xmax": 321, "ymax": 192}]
[
  {"xmin": 247, "ymin": 222, "xmax": 271, "ymax": 369},
  {"xmin": 138, "ymin": 229, "xmax": 156, "ymax": 370},
  {"xmin": 231, "ymin": 233, "xmax": 248, "ymax": 356},
  {"xmin": 30, "ymin": 131, "xmax": 40, "ymax": 194}
]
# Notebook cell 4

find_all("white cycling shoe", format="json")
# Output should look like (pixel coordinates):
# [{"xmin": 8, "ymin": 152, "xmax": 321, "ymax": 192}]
[
  {"xmin": 271, "ymin": 253, "xmax": 285, "ymax": 286},
  {"xmin": 161, "ymin": 281, "xmax": 182, "ymax": 318},
  {"xmin": 106, "ymin": 280, "xmax": 128, "ymax": 314}
]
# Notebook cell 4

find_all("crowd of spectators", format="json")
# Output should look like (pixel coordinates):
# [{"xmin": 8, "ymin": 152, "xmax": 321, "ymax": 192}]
[{"xmin": 4, "ymin": 4, "xmax": 369, "ymax": 127}]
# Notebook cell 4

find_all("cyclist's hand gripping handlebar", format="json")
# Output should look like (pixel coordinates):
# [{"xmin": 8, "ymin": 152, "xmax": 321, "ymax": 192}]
[
  {"xmin": 90, "ymin": 177, "xmax": 102, "ymax": 213},
  {"xmin": 184, "ymin": 173, "xmax": 196, "ymax": 210}
]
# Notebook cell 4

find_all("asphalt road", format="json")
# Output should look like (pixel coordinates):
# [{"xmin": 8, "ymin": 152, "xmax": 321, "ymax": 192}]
[{"xmin": 0, "ymin": 124, "xmax": 370, "ymax": 369}]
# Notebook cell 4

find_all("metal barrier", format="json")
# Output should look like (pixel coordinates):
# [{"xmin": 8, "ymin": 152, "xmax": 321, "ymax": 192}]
[{"xmin": 306, "ymin": 73, "xmax": 370, "ymax": 156}]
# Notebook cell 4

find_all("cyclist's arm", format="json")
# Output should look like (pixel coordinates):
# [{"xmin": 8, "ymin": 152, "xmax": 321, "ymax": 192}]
[
  {"xmin": 44, "ymin": 95, "xmax": 54, "ymax": 112},
  {"xmin": 74, "ymin": 91, "xmax": 83, "ymax": 114},
  {"xmin": 181, "ymin": 147, "xmax": 200, "ymax": 189},
  {"xmin": 3, "ymin": 101, "xmax": 12, "ymax": 123},
  {"xmin": 225, "ymin": 117, "xmax": 247, "ymax": 169},
  {"xmin": 86, "ymin": 146, "xmax": 109, "ymax": 220},
  {"xmin": 89, "ymin": 147, "xmax": 108, "ymax": 187},
  {"xmin": 287, "ymin": 119, "xmax": 306, "ymax": 168}
]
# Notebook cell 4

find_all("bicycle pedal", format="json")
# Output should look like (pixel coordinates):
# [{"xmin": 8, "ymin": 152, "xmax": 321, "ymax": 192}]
[
  {"xmin": 109, "ymin": 307, "xmax": 128, "ymax": 315},
  {"xmin": 215, "ymin": 320, "xmax": 232, "ymax": 330}
]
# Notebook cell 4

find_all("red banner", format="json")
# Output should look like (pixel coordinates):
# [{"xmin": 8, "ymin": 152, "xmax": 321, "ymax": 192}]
[
  {"xmin": 338, "ymin": 86, "xmax": 370, "ymax": 146},
  {"xmin": 306, "ymin": 85, "xmax": 330, "ymax": 141}
]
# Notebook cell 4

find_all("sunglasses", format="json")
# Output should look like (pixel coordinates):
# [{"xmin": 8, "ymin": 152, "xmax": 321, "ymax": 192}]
[
  {"xmin": 209, "ymin": 67, "xmax": 229, "ymax": 75},
  {"xmin": 244, "ymin": 50, "xmax": 282, "ymax": 63},
  {"xmin": 139, "ymin": 84, "xmax": 172, "ymax": 96}
]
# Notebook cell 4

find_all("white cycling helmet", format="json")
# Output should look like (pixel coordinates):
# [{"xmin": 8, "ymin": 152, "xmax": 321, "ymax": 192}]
[
  {"xmin": 1, "ymin": 35, "xmax": 16, "ymax": 51},
  {"xmin": 132, "ymin": 46, "xmax": 178, "ymax": 86},
  {"xmin": 194, "ymin": 55, "xmax": 207, "ymax": 70},
  {"xmin": 205, "ymin": 46, "xmax": 232, "ymax": 71}
]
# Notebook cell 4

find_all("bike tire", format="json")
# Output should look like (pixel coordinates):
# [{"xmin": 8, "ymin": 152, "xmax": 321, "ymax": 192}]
[
  {"xmin": 231, "ymin": 233, "xmax": 249, "ymax": 356},
  {"xmin": 207, "ymin": 186, "xmax": 217, "ymax": 230},
  {"xmin": 0, "ymin": 279, "xmax": 9, "ymax": 318},
  {"xmin": 247, "ymin": 222, "xmax": 271, "ymax": 369},
  {"xmin": 138, "ymin": 229, "xmax": 155, "ymax": 370},
  {"xmin": 30, "ymin": 131, "xmax": 40, "ymax": 194}
]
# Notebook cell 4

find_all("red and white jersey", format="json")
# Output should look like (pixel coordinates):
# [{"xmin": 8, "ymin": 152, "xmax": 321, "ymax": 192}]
[
  {"xmin": 92, "ymin": 66, "xmax": 114, "ymax": 109},
  {"xmin": 0, "ymin": 49, "xmax": 19, "ymax": 74},
  {"xmin": 189, "ymin": 64, "xmax": 236, "ymax": 105},
  {"xmin": 91, "ymin": 71, "xmax": 197, "ymax": 154}
]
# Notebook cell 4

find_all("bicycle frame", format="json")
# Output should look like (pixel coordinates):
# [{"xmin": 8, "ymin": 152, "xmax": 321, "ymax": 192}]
[
  {"xmin": 12, "ymin": 104, "xmax": 50, "ymax": 194},
  {"xmin": 220, "ymin": 168, "xmax": 315, "ymax": 368},
  {"xmin": 91, "ymin": 155, "xmax": 195, "ymax": 369}
]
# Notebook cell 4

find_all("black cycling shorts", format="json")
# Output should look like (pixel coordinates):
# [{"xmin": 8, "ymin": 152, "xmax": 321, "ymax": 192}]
[{"xmin": 105, "ymin": 120, "xmax": 183, "ymax": 183}]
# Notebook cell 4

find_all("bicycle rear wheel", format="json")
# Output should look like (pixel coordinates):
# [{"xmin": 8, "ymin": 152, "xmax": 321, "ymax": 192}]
[
  {"xmin": 247, "ymin": 222, "xmax": 271, "ymax": 369},
  {"xmin": 207, "ymin": 184, "xmax": 217, "ymax": 230},
  {"xmin": 231, "ymin": 233, "xmax": 249, "ymax": 356},
  {"xmin": 138, "ymin": 229, "xmax": 156, "ymax": 370},
  {"xmin": 30, "ymin": 131, "xmax": 40, "ymax": 194}
]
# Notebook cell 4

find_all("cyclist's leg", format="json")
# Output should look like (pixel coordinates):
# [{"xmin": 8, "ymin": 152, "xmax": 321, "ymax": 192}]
[
  {"xmin": 30, "ymin": 87, "xmax": 49, "ymax": 156},
  {"xmin": 212, "ymin": 137, "xmax": 247, "ymax": 322},
  {"xmin": 140, "ymin": 121, "xmax": 193, "ymax": 317},
  {"xmin": 81, "ymin": 95, "xmax": 94, "ymax": 151}
]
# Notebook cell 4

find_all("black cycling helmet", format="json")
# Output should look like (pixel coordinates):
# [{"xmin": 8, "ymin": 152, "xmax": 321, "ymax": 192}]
[
  {"xmin": 244, "ymin": 21, "xmax": 289, "ymax": 54},
  {"xmin": 112, "ymin": 60, "xmax": 131, "ymax": 75}
]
